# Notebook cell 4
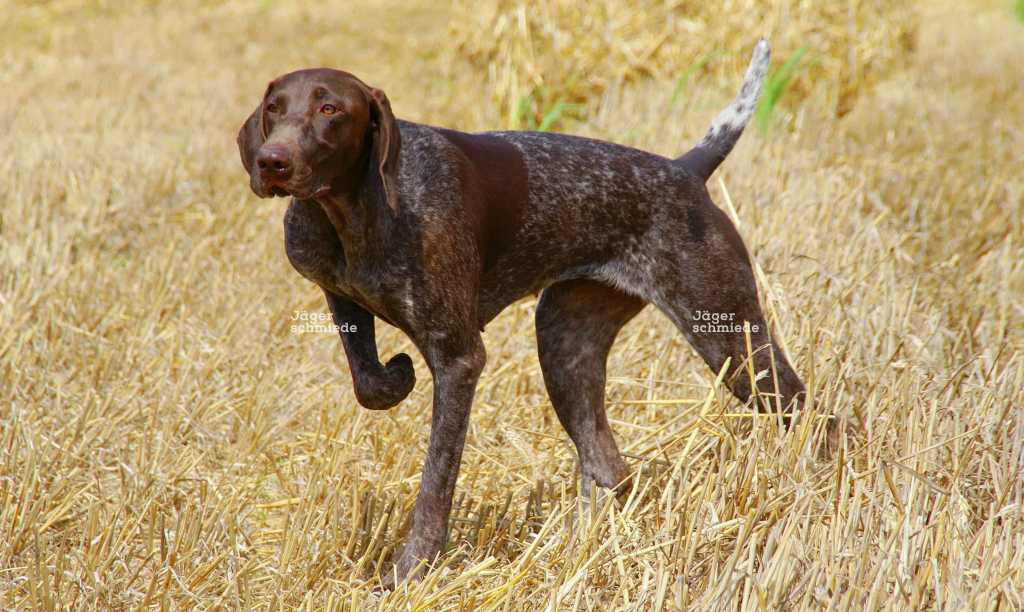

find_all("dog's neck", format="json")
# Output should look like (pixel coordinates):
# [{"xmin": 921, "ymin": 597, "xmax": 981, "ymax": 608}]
[{"xmin": 313, "ymin": 157, "xmax": 394, "ymax": 262}]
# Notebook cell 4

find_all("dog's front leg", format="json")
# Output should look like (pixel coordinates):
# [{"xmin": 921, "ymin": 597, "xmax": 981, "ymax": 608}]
[
  {"xmin": 390, "ymin": 333, "xmax": 486, "ymax": 584},
  {"xmin": 324, "ymin": 290, "xmax": 415, "ymax": 410}
]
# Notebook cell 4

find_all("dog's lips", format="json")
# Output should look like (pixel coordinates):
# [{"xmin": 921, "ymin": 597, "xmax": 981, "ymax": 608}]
[
  {"xmin": 282, "ymin": 184, "xmax": 332, "ymax": 200},
  {"xmin": 260, "ymin": 179, "xmax": 329, "ymax": 200},
  {"xmin": 251, "ymin": 178, "xmax": 276, "ymax": 199}
]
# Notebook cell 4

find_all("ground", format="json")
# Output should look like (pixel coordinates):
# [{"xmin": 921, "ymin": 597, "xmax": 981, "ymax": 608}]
[{"xmin": 1, "ymin": 0, "xmax": 1022, "ymax": 609}]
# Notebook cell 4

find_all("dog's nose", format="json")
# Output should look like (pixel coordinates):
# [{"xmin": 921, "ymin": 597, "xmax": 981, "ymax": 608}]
[{"xmin": 256, "ymin": 146, "xmax": 293, "ymax": 180}]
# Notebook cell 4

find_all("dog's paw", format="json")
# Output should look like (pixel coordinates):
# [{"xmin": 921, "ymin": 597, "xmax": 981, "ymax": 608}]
[
  {"xmin": 353, "ymin": 353, "xmax": 416, "ymax": 410},
  {"xmin": 817, "ymin": 415, "xmax": 847, "ymax": 459},
  {"xmin": 380, "ymin": 536, "xmax": 434, "ymax": 589},
  {"xmin": 383, "ymin": 352, "xmax": 416, "ymax": 398}
]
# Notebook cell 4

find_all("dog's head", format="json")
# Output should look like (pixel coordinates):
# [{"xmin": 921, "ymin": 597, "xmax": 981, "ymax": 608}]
[{"xmin": 237, "ymin": 68, "xmax": 400, "ymax": 211}]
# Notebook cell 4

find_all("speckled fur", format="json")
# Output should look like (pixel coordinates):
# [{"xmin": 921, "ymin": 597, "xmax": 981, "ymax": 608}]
[{"xmin": 238, "ymin": 40, "xmax": 806, "ymax": 586}]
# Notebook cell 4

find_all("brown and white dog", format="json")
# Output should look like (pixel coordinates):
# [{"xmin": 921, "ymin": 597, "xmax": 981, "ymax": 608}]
[{"xmin": 238, "ymin": 39, "xmax": 807, "ymax": 584}]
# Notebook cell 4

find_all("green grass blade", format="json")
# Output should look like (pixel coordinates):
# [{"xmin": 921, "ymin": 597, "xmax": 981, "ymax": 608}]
[
  {"xmin": 667, "ymin": 51, "xmax": 722, "ymax": 112},
  {"xmin": 756, "ymin": 46, "xmax": 808, "ymax": 132},
  {"xmin": 538, "ymin": 101, "xmax": 584, "ymax": 132}
]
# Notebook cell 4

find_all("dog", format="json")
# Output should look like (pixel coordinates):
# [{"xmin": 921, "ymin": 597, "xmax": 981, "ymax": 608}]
[{"xmin": 238, "ymin": 39, "xmax": 806, "ymax": 584}]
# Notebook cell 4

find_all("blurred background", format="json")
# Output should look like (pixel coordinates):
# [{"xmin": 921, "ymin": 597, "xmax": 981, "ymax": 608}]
[{"xmin": 1, "ymin": 0, "xmax": 1022, "ymax": 608}]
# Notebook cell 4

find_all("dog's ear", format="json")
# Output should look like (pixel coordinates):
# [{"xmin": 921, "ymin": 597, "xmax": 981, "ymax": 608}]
[
  {"xmin": 365, "ymin": 87, "xmax": 401, "ymax": 215},
  {"xmin": 237, "ymin": 83, "xmax": 271, "ymax": 177}
]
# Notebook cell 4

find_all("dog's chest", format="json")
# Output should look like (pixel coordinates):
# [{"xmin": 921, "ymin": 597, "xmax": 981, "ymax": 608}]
[{"xmin": 324, "ymin": 259, "xmax": 414, "ymax": 329}]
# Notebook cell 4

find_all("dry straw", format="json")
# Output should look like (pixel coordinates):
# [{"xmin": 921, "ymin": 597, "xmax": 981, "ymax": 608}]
[
  {"xmin": 1, "ymin": 0, "xmax": 1022, "ymax": 609},
  {"xmin": 448, "ymin": 0, "xmax": 918, "ymax": 125}
]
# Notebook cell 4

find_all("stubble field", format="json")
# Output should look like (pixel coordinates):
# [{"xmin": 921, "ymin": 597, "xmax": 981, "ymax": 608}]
[{"xmin": 1, "ymin": 0, "xmax": 1022, "ymax": 609}]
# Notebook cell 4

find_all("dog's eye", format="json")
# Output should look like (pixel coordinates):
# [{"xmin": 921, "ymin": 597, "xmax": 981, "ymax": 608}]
[
  {"xmin": 265, "ymin": 102, "xmax": 280, "ymax": 114},
  {"xmin": 320, "ymin": 104, "xmax": 338, "ymax": 116}
]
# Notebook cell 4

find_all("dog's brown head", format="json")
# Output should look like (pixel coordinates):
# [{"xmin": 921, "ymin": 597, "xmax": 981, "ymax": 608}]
[{"xmin": 238, "ymin": 68, "xmax": 400, "ymax": 211}]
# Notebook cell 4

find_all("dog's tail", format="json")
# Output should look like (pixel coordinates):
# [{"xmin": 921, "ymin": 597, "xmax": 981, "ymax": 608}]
[{"xmin": 676, "ymin": 39, "xmax": 770, "ymax": 182}]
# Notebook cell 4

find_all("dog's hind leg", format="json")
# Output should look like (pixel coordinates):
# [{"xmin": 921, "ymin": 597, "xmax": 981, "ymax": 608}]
[
  {"xmin": 650, "ymin": 198, "xmax": 806, "ymax": 415},
  {"xmin": 535, "ymin": 279, "xmax": 646, "ymax": 497}
]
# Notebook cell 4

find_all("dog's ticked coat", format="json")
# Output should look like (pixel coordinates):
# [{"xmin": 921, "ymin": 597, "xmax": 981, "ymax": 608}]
[{"xmin": 238, "ymin": 40, "xmax": 805, "ymax": 584}]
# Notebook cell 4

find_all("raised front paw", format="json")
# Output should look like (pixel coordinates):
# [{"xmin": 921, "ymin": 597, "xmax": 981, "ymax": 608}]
[{"xmin": 353, "ymin": 352, "xmax": 416, "ymax": 410}]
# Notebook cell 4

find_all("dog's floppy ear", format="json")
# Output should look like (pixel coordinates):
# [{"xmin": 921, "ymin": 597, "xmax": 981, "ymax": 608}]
[
  {"xmin": 364, "ymin": 87, "xmax": 401, "ymax": 215},
  {"xmin": 237, "ymin": 83, "xmax": 271, "ymax": 176}
]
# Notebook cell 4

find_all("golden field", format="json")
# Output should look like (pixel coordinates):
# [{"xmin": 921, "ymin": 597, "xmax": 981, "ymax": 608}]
[{"xmin": 1, "ymin": 0, "xmax": 1022, "ymax": 608}]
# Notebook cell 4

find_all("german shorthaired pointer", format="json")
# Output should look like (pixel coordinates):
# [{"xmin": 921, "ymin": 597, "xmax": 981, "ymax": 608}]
[{"xmin": 238, "ymin": 40, "xmax": 806, "ymax": 583}]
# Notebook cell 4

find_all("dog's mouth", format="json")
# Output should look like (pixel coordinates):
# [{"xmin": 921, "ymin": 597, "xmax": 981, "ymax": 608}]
[
  {"xmin": 279, "ymin": 184, "xmax": 332, "ymax": 200},
  {"xmin": 259, "ymin": 178, "xmax": 332, "ymax": 200}
]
